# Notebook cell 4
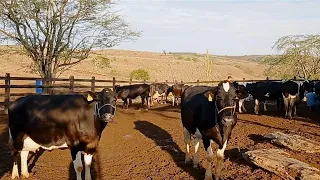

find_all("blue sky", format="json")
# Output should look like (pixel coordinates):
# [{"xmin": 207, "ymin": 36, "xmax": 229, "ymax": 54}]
[{"xmin": 111, "ymin": 0, "xmax": 320, "ymax": 55}]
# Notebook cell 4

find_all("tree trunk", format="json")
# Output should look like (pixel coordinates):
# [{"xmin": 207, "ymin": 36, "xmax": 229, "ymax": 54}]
[
  {"xmin": 42, "ymin": 64, "xmax": 55, "ymax": 94},
  {"xmin": 243, "ymin": 149, "xmax": 320, "ymax": 180}
]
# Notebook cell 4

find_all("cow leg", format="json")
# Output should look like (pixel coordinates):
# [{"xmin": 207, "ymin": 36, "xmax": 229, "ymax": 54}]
[
  {"xmin": 293, "ymin": 104, "xmax": 297, "ymax": 117},
  {"xmin": 203, "ymin": 139, "xmax": 213, "ymax": 180},
  {"xmin": 141, "ymin": 95, "xmax": 148, "ymax": 110},
  {"xmin": 121, "ymin": 98, "xmax": 126, "ymax": 109},
  {"xmin": 72, "ymin": 150, "xmax": 83, "ymax": 180},
  {"xmin": 193, "ymin": 129, "xmax": 202, "ymax": 168},
  {"xmin": 238, "ymin": 99, "xmax": 245, "ymax": 113},
  {"xmin": 215, "ymin": 140, "xmax": 228, "ymax": 180},
  {"xmin": 172, "ymin": 95, "xmax": 175, "ymax": 106},
  {"xmin": 21, "ymin": 150, "xmax": 29, "ymax": 178},
  {"xmin": 11, "ymin": 152, "xmax": 19, "ymax": 179},
  {"xmin": 282, "ymin": 94, "xmax": 289, "ymax": 118},
  {"xmin": 254, "ymin": 99, "xmax": 259, "ymax": 115},
  {"xmin": 288, "ymin": 97, "xmax": 295, "ymax": 119},
  {"xmin": 263, "ymin": 100, "xmax": 267, "ymax": 111},
  {"xmin": 183, "ymin": 127, "xmax": 192, "ymax": 164},
  {"xmin": 84, "ymin": 153, "xmax": 93, "ymax": 180}
]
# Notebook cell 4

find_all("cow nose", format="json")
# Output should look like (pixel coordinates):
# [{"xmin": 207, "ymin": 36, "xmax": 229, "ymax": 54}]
[
  {"xmin": 223, "ymin": 116, "xmax": 234, "ymax": 123},
  {"xmin": 105, "ymin": 113, "xmax": 113, "ymax": 121}
]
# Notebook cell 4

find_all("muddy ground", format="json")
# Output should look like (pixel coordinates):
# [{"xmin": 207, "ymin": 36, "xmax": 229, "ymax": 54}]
[{"xmin": 0, "ymin": 101, "xmax": 319, "ymax": 180}]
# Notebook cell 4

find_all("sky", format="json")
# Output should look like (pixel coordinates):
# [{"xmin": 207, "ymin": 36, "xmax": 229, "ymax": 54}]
[{"xmin": 111, "ymin": 0, "xmax": 320, "ymax": 55}]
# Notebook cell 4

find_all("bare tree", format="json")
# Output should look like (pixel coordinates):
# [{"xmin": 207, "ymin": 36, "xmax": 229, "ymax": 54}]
[
  {"xmin": 262, "ymin": 35, "xmax": 320, "ymax": 80},
  {"xmin": 0, "ymin": 0, "xmax": 140, "ymax": 86}
]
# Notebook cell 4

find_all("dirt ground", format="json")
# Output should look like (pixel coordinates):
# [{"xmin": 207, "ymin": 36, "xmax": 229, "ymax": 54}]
[{"xmin": 0, "ymin": 101, "xmax": 319, "ymax": 180}]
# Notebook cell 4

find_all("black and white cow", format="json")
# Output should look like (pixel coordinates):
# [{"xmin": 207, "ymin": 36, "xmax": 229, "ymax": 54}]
[
  {"xmin": 232, "ymin": 81, "xmax": 251, "ymax": 113},
  {"xmin": 8, "ymin": 88, "xmax": 117, "ymax": 180},
  {"xmin": 281, "ymin": 80, "xmax": 300, "ymax": 119},
  {"xmin": 149, "ymin": 83, "xmax": 169, "ymax": 106},
  {"xmin": 115, "ymin": 84, "xmax": 150, "ymax": 109},
  {"xmin": 181, "ymin": 82, "xmax": 238, "ymax": 180},
  {"xmin": 246, "ymin": 81, "xmax": 283, "ymax": 114}
]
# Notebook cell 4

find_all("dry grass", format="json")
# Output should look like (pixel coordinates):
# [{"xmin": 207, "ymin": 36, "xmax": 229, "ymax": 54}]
[{"xmin": 0, "ymin": 45, "xmax": 267, "ymax": 82}]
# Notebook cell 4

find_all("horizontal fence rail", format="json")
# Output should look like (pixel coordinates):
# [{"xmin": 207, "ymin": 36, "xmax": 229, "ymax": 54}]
[{"xmin": 0, "ymin": 73, "xmax": 303, "ymax": 113}]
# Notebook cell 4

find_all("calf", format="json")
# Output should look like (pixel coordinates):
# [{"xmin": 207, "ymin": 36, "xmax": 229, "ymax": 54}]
[
  {"xmin": 149, "ymin": 83, "xmax": 169, "ymax": 106},
  {"xmin": 115, "ymin": 84, "xmax": 150, "ymax": 109},
  {"xmin": 181, "ymin": 82, "xmax": 238, "ymax": 180},
  {"xmin": 8, "ymin": 89, "xmax": 117, "ymax": 180}
]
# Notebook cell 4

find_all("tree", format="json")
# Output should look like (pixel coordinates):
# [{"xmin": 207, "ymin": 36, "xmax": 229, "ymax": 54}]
[
  {"xmin": 91, "ymin": 55, "xmax": 111, "ymax": 73},
  {"xmin": 130, "ymin": 68, "xmax": 150, "ymax": 80},
  {"xmin": 262, "ymin": 35, "xmax": 320, "ymax": 80},
  {"xmin": 0, "ymin": 0, "xmax": 140, "ymax": 83}
]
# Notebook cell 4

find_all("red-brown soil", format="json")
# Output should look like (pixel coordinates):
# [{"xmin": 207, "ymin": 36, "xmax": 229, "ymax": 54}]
[{"xmin": 0, "ymin": 101, "xmax": 319, "ymax": 180}]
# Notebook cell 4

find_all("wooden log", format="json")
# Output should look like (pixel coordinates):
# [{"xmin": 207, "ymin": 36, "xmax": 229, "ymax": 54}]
[
  {"xmin": 264, "ymin": 131, "xmax": 320, "ymax": 153},
  {"xmin": 242, "ymin": 149, "xmax": 320, "ymax": 180}
]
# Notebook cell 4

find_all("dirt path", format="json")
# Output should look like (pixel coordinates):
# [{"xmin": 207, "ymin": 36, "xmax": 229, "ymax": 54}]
[{"xmin": 0, "ymin": 102, "xmax": 319, "ymax": 180}]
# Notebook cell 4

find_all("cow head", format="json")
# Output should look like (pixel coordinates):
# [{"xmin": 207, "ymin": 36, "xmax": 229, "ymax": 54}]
[
  {"xmin": 204, "ymin": 81, "xmax": 238, "ymax": 141},
  {"xmin": 85, "ymin": 88, "xmax": 117, "ymax": 122}
]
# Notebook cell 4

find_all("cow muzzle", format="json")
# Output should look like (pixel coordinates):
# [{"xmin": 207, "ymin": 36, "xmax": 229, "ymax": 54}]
[
  {"xmin": 100, "ymin": 113, "xmax": 114, "ymax": 122},
  {"xmin": 95, "ymin": 103, "xmax": 116, "ymax": 122}
]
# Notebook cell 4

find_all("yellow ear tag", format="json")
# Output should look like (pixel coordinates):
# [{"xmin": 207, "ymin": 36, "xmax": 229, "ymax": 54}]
[
  {"xmin": 208, "ymin": 94, "xmax": 213, "ymax": 102},
  {"xmin": 87, "ymin": 94, "xmax": 93, "ymax": 101}
]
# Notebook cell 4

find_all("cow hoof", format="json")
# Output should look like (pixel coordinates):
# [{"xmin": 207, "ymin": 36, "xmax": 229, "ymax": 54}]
[
  {"xmin": 204, "ymin": 175, "xmax": 213, "ymax": 180},
  {"xmin": 185, "ymin": 157, "xmax": 192, "ymax": 164},
  {"xmin": 21, "ymin": 172, "xmax": 29, "ymax": 178},
  {"xmin": 11, "ymin": 173, "xmax": 19, "ymax": 179},
  {"xmin": 193, "ymin": 163, "xmax": 200, "ymax": 169}
]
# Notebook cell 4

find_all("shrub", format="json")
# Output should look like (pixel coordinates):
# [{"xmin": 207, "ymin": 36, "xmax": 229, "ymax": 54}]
[{"xmin": 130, "ymin": 68, "xmax": 150, "ymax": 80}]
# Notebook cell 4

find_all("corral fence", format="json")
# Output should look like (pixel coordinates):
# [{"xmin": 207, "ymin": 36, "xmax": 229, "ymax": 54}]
[{"xmin": 0, "ymin": 73, "xmax": 278, "ymax": 113}]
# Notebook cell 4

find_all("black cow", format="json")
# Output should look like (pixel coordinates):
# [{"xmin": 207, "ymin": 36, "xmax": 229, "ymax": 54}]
[
  {"xmin": 247, "ymin": 81, "xmax": 283, "ymax": 114},
  {"xmin": 8, "ymin": 88, "xmax": 117, "ymax": 179},
  {"xmin": 181, "ymin": 82, "xmax": 238, "ymax": 179},
  {"xmin": 149, "ymin": 83, "xmax": 169, "ymax": 106},
  {"xmin": 115, "ymin": 84, "xmax": 150, "ymax": 110},
  {"xmin": 315, "ymin": 81, "xmax": 320, "ymax": 96}
]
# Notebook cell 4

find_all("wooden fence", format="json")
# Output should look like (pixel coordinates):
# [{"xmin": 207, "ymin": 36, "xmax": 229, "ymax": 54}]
[{"xmin": 0, "ymin": 73, "xmax": 275, "ymax": 113}]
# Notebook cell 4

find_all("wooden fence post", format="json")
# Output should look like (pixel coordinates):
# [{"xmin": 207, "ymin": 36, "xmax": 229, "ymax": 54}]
[
  {"xmin": 197, "ymin": 80, "xmax": 199, "ymax": 86},
  {"xmin": 69, "ymin": 75, "xmax": 74, "ymax": 93},
  {"xmin": 113, "ymin": 77, "xmax": 116, "ymax": 91},
  {"xmin": 4, "ymin": 73, "xmax": 10, "ymax": 114},
  {"xmin": 129, "ymin": 78, "xmax": 132, "ymax": 85},
  {"xmin": 91, "ymin": 76, "xmax": 95, "ymax": 92}
]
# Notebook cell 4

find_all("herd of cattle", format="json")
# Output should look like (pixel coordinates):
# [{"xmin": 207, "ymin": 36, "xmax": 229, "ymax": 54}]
[{"xmin": 6, "ymin": 78, "xmax": 320, "ymax": 180}]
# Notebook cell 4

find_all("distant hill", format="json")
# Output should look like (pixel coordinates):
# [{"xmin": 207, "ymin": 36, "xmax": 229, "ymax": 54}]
[{"xmin": 0, "ymin": 46, "xmax": 268, "ymax": 83}]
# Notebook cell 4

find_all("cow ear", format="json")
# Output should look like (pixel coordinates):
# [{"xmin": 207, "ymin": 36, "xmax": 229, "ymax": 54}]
[
  {"xmin": 84, "ymin": 91, "xmax": 97, "ymax": 102},
  {"xmin": 204, "ymin": 91, "xmax": 215, "ymax": 102}
]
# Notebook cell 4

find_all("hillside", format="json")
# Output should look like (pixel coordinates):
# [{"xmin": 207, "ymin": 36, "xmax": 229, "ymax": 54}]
[{"xmin": 0, "ymin": 46, "xmax": 268, "ymax": 82}]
